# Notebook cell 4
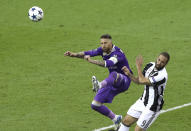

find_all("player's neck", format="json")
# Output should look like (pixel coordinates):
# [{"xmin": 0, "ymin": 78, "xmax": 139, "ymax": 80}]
[{"xmin": 154, "ymin": 66, "xmax": 164, "ymax": 71}]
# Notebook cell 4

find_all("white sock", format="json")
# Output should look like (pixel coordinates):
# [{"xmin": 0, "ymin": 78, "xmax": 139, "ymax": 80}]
[
  {"xmin": 118, "ymin": 123, "xmax": 130, "ymax": 131},
  {"xmin": 112, "ymin": 115, "xmax": 118, "ymax": 122},
  {"xmin": 98, "ymin": 81, "xmax": 102, "ymax": 89}
]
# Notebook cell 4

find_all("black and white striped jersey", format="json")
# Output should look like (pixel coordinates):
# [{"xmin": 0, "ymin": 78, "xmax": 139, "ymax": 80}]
[{"xmin": 140, "ymin": 62, "xmax": 168, "ymax": 112}]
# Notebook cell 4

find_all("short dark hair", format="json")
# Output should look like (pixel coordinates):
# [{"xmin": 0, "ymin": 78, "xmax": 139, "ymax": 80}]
[
  {"xmin": 100, "ymin": 34, "xmax": 112, "ymax": 39},
  {"xmin": 160, "ymin": 52, "xmax": 170, "ymax": 64}
]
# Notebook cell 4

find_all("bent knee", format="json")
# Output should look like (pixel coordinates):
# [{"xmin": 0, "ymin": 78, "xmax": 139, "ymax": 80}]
[
  {"xmin": 122, "ymin": 118, "xmax": 132, "ymax": 127},
  {"xmin": 110, "ymin": 71, "xmax": 120, "ymax": 84},
  {"xmin": 110, "ymin": 71, "xmax": 117, "ymax": 78},
  {"xmin": 91, "ymin": 100, "xmax": 102, "ymax": 110},
  {"xmin": 122, "ymin": 115, "xmax": 138, "ymax": 127}
]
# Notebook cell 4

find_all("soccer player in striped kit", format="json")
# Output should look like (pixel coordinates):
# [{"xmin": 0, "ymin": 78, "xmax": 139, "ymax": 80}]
[
  {"xmin": 64, "ymin": 34, "xmax": 132, "ymax": 129},
  {"xmin": 119, "ymin": 52, "xmax": 170, "ymax": 131}
]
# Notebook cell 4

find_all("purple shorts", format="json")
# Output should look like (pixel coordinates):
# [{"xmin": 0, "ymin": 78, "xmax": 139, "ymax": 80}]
[{"xmin": 94, "ymin": 75, "xmax": 131, "ymax": 103}]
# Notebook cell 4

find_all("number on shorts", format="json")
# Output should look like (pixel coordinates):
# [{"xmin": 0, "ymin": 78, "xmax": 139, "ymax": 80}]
[{"xmin": 141, "ymin": 120, "xmax": 147, "ymax": 127}]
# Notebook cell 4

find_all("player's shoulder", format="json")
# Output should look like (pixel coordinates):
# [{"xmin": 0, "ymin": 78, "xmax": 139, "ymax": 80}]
[
  {"xmin": 113, "ymin": 45, "xmax": 122, "ymax": 52},
  {"xmin": 112, "ymin": 45, "xmax": 124, "ymax": 55},
  {"xmin": 96, "ymin": 47, "xmax": 103, "ymax": 53},
  {"xmin": 145, "ymin": 62, "xmax": 155, "ymax": 68},
  {"xmin": 113, "ymin": 45, "xmax": 120, "ymax": 50},
  {"xmin": 159, "ymin": 67, "xmax": 168, "ymax": 77},
  {"xmin": 142, "ymin": 62, "xmax": 154, "ymax": 74},
  {"xmin": 97, "ymin": 47, "xmax": 102, "ymax": 50},
  {"xmin": 148, "ymin": 62, "xmax": 155, "ymax": 65}
]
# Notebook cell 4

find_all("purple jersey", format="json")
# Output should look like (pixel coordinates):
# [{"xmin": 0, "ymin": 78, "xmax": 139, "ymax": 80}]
[{"xmin": 84, "ymin": 45, "xmax": 132, "ymax": 76}]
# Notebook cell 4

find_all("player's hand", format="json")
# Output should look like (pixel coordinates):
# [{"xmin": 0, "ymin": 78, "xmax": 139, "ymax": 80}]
[
  {"xmin": 122, "ymin": 66, "xmax": 131, "ymax": 76},
  {"xmin": 64, "ymin": 51, "xmax": 75, "ymax": 57},
  {"xmin": 84, "ymin": 55, "xmax": 91, "ymax": 61},
  {"xmin": 136, "ymin": 55, "xmax": 143, "ymax": 67}
]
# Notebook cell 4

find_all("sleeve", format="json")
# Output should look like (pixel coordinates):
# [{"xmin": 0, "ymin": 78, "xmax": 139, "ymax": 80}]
[
  {"xmin": 84, "ymin": 47, "xmax": 102, "ymax": 57},
  {"xmin": 105, "ymin": 53, "xmax": 123, "ymax": 67},
  {"xmin": 148, "ymin": 73, "xmax": 166, "ymax": 85}
]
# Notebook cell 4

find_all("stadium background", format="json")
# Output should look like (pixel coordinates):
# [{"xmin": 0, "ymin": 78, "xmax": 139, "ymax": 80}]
[{"xmin": 0, "ymin": 0, "xmax": 190, "ymax": 130}]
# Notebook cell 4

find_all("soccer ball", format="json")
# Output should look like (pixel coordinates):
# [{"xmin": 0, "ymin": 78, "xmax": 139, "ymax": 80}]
[{"xmin": 28, "ymin": 6, "xmax": 43, "ymax": 22}]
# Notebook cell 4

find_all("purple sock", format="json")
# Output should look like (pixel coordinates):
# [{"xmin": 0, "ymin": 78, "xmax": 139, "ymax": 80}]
[{"xmin": 91, "ymin": 104, "xmax": 115, "ymax": 120}]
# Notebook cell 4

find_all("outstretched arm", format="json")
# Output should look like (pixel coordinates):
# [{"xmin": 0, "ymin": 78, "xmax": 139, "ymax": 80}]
[
  {"xmin": 64, "ymin": 47, "xmax": 102, "ymax": 59},
  {"xmin": 64, "ymin": 50, "xmax": 105, "ymax": 67},
  {"xmin": 84, "ymin": 55, "xmax": 105, "ymax": 67},
  {"xmin": 64, "ymin": 51, "xmax": 85, "ymax": 58}
]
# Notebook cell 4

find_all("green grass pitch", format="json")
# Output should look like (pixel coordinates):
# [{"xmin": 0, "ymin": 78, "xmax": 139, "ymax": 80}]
[{"xmin": 0, "ymin": 0, "xmax": 190, "ymax": 130}]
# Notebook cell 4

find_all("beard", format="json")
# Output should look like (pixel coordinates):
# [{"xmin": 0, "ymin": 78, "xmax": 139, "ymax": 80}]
[
  {"xmin": 155, "ymin": 61, "xmax": 165, "ymax": 70},
  {"xmin": 103, "ymin": 48, "xmax": 111, "ymax": 53}
]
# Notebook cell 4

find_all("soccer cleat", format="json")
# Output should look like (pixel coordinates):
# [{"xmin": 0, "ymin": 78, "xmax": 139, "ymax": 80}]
[
  {"xmin": 113, "ymin": 115, "xmax": 122, "ymax": 130},
  {"xmin": 92, "ymin": 76, "xmax": 100, "ymax": 93}
]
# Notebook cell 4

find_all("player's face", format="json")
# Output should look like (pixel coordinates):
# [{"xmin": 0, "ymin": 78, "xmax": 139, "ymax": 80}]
[
  {"xmin": 155, "ymin": 55, "xmax": 168, "ymax": 70},
  {"xmin": 100, "ymin": 39, "xmax": 113, "ymax": 53}
]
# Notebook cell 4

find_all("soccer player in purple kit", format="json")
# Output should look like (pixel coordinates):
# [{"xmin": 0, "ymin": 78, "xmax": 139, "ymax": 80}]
[{"xmin": 64, "ymin": 34, "xmax": 132, "ymax": 129}]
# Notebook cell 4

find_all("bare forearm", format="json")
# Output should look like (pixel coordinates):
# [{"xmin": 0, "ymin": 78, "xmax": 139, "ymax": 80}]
[
  {"xmin": 122, "ymin": 66, "xmax": 140, "ymax": 84},
  {"xmin": 128, "ymin": 73, "xmax": 140, "ymax": 84},
  {"xmin": 137, "ymin": 66, "xmax": 144, "ymax": 80},
  {"xmin": 88, "ymin": 59, "xmax": 105, "ymax": 67},
  {"xmin": 73, "ymin": 52, "xmax": 85, "ymax": 58},
  {"xmin": 136, "ymin": 65, "xmax": 151, "ymax": 85}
]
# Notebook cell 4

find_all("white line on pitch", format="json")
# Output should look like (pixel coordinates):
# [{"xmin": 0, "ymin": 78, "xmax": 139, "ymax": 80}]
[
  {"xmin": 160, "ymin": 102, "xmax": 191, "ymax": 114},
  {"xmin": 93, "ymin": 102, "xmax": 191, "ymax": 131}
]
